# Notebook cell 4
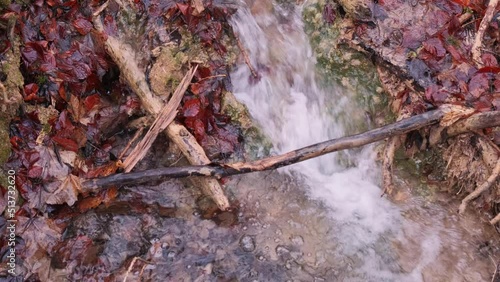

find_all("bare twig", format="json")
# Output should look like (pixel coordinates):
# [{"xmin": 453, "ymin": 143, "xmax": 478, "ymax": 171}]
[
  {"xmin": 471, "ymin": 0, "xmax": 499, "ymax": 66},
  {"xmin": 459, "ymin": 159, "xmax": 500, "ymax": 214},
  {"xmin": 234, "ymin": 33, "xmax": 258, "ymax": 78}
]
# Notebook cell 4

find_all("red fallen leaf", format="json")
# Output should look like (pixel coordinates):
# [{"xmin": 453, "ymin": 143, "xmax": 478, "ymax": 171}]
[
  {"xmin": 477, "ymin": 66, "xmax": 500, "ymax": 74},
  {"xmin": 52, "ymin": 136, "xmax": 79, "ymax": 152},
  {"xmin": 84, "ymin": 94, "xmax": 100, "ymax": 111},
  {"xmin": 51, "ymin": 235, "xmax": 96, "ymax": 267},
  {"xmin": 77, "ymin": 195, "xmax": 103, "ymax": 212},
  {"xmin": 185, "ymin": 118, "xmax": 206, "ymax": 140},
  {"xmin": 40, "ymin": 18, "xmax": 58, "ymax": 42},
  {"xmin": 120, "ymin": 96, "xmax": 141, "ymax": 115},
  {"xmin": 177, "ymin": 3, "xmax": 191, "ymax": 16},
  {"xmin": 23, "ymin": 83, "xmax": 42, "ymax": 102},
  {"xmin": 425, "ymin": 85, "xmax": 448, "ymax": 103},
  {"xmin": 85, "ymin": 162, "xmax": 120, "ymax": 178},
  {"xmin": 73, "ymin": 18, "xmax": 93, "ymax": 35},
  {"xmin": 182, "ymin": 98, "xmax": 202, "ymax": 117},
  {"xmin": 197, "ymin": 66, "xmax": 211, "ymax": 78},
  {"xmin": 492, "ymin": 95, "xmax": 500, "ymax": 110},
  {"xmin": 27, "ymin": 165, "xmax": 43, "ymax": 178},
  {"xmin": 450, "ymin": 0, "xmax": 470, "ymax": 6},
  {"xmin": 481, "ymin": 53, "xmax": 498, "ymax": 67},
  {"xmin": 102, "ymin": 186, "xmax": 118, "ymax": 205},
  {"xmin": 40, "ymin": 51, "xmax": 57, "ymax": 72},
  {"xmin": 73, "ymin": 61, "xmax": 92, "ymax": 80},
  {"xmin": 473, "ymin": 98, "xmax": 492, "ymax": 112},
  {"xmin": 444, "ymin": 43, "xmax": 466, "ymax": 63},
  {"xmin": 10, "ymin": 136, "xmax": 22, "ymax": 149},
  {"xmin": 468, "ymin": 73, "xmax": 489, "ymax": 98},
  {"xmin": 21, "ymin": 44, "xmax": 39, "ymax": 63},
  {"xmin": 24, "ymin": 83, "xmax": 39, "ymax": 97},
  {"xmin": 494, "ymin": 77, "xmax": 500, "ymax": 91},
  {"xmin": 422, "ymin": 38, "xmax": 446, "ymax": 58},
  {"xmin": 103, "ymin": 14, "xmax": 118, "ymax": 36}
]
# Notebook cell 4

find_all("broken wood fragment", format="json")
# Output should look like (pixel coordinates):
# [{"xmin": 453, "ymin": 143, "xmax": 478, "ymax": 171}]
[{"xmin": 122, "ymin": 67, "xmax": 197, "ymax": 172}]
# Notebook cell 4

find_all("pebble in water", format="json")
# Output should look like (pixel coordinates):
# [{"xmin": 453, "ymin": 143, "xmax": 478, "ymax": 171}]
[{"xmin": 240, "ymin": 235, "xmax": 256, "ymax": 252}]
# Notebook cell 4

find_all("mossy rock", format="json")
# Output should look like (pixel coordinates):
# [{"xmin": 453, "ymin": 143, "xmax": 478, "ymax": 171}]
[{"xmin": 0, "ymin": 25, "xmax": 23, "ymax": 187}]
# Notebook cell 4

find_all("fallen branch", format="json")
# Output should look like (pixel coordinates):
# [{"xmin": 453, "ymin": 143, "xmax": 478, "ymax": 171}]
[
  {"xmin": 459, "ymin": 159, "xmax": 500, "ymax": 214},
  {"xmin": 82, "ymin": 108, "xmax": 446, "ymax": 191},
  {"xmin": 471, "ymin": 0, "xmax": 499, "ymax": 66},
  {"xmin": 92, "ymin": 2, "xmax": 230, "ymax": 210}
]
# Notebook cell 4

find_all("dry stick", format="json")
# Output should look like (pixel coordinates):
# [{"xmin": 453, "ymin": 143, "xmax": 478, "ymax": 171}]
[
  {"xmin": 122, "ymin": 67, "xmax": 197, "ymax": 172},
  {"xmin": 234, "ymin": 34, "xmax": 258, "ymax": 78},
  {"xmin": 471, "ymin": 0, "xmax": 499, "ymax": 66},
  {"xmin": 92, "ymin": 3, "xmax": 230, "ymax": 210},
  {"xmin": 82, "ymin": 109, "xmax": 446, "ymax": 191},
  {"xmin": 459, "ymin": 159, "xmax": 500, "ymax": 214},
  {"xmin": 491, "ymin": 213, "xmax": 500, "ymax": 225}
]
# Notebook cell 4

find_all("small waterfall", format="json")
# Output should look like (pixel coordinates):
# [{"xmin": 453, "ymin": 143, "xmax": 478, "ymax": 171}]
[{"xmin": 230, "ymin": 1, "xmax": 406, "ymax": 279}]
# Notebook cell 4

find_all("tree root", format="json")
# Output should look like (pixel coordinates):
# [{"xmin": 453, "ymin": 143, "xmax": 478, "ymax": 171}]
[
  {"xmin": 491, "ymin": 212, "xmax": 500, "ymax": 226},
  {"xmin": 92, "ymin": 1, "xmax": 230, "ymax": 210},
  {"xmin": 382, "ymin": 135, "xmax": 401, "ymax": 196},
  {"xmin": 458, "ymin": 158, "xmax": 500, "ymax": 214},
  {"xmin": 471, "ymin": 0, "xmax": 499, "ymax": 67}
]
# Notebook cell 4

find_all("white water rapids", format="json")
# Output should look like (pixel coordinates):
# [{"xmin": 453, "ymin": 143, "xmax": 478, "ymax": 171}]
[{"xmin": 229, "ymin": 1, "xmax": 498, "ymax": 281}]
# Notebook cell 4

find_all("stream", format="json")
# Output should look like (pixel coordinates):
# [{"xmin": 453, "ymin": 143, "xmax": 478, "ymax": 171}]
[{"xmin": 228, "ymin": 0, "xmax": 500, "ymax": 281}]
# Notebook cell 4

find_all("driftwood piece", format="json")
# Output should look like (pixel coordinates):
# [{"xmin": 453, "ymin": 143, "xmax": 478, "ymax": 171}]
[
  {"xmin": 92, "ymin": 3, "xmax": 230, "ymax": 210},
  {"xmin": 122, "ymin": 67, "xmax": 197, "ymax": 172},
  {"xmin": 82, "ymin": 108, "xmax": 447, "ymax": 191}
]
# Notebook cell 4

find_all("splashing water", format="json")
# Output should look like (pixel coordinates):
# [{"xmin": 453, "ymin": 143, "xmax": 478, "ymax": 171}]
[{"xmin": 229, "ymin": 1, "xmax": 498, "ymax": 280}]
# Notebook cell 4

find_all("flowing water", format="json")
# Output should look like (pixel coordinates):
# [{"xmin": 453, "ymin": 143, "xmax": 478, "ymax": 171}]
[{"xmin": 228, "ymin": 1, "xmax": 499, "ymax": 280}]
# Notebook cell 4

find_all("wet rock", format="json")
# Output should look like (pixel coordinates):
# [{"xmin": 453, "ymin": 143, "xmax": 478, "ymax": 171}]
[
  {"xmin": 290, "ymin": 235, "xmax": 304, "ymax": 246},
  {"xmin": 276, "ymin": 245, "xmax": 291, "ymax": 257},
  {"xmin": 240, "ymin": 235, "xmax": 256, "ymax": 252}
]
